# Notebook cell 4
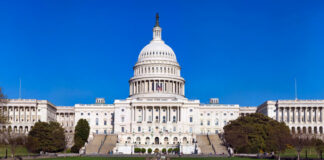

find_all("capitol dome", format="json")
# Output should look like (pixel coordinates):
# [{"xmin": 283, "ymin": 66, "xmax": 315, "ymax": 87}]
[
  {"xmin": 138, "ymin": 40, "xmax": 177, "ymax": 62},
  {"xmin": 129, "ymin": 14, "xmax": 185, "ymax": 99}
]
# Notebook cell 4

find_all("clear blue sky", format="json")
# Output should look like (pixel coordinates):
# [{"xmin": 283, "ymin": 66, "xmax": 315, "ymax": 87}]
[{"xmin": 0, "ymin": 0, "xmax": 323, "ymax": 106}]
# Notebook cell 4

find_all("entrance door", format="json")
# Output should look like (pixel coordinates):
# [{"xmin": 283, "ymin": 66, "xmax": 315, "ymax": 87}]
[{"xmin": 155, "ymin": 137, "xmax": 159, "ymax": 144}]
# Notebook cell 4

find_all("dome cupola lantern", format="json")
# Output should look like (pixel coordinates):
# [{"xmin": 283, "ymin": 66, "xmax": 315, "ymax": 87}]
[
  {"xmin": 129, "ymin": 14, "xmax": 185, "ymax": 99},
  {"xmin": 153, "ymin": 13, "xmax": 162, "ymax": 41}
]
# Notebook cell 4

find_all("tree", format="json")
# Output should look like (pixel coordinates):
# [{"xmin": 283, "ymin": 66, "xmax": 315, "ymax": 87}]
[
  {"xmin": 168, "ymin": 148, "xmax": 172, "ymax": 154},
  {"xmin": 224, "ymin": 113, "xmax": 292, "ymax": 155},
  {"xmin": 162, "ymin": 148, "xmax": 166, "ymax": 154},
  {"xmin": 71, "ymin": 119, "xmax": 90, "ymax": 153},
  {"xmin": 314, "ymin": 138, "xmax": 324, "ymax": 160},
  {"xmin": 26, "ymin": 121, "xmax": 65, "ymax": 153},
  {"xmin": 292, "ymin": 134, "xmax": 309, "ymax": 160},
  {"xmin": 141, "ymin": 148, "xmax": 146, "ymax": 154},
  {"xmin": 0, "ymin": 87, "xmax": 8, "ymax": 124},
  {"xmin": 148, "ymin": 148, "xmax": 152, "ymax": 154},
  {"xmin": 265, "ymin": 121, "xmax": 292, "ymax": 160}
]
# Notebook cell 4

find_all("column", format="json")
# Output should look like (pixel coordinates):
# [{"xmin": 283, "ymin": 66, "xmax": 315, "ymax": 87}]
[
  {"xmin": 310, "ymin": 107, "xmax": 313, "ymax": 123},
  {"xmin": 151, "ymin": 106, "xmax": 153, "ymax": 122},
  {"xmin": 166, "ymin": 106, "xmax": 168, "ymax": 123},
  {"xmin": 303, "ymin": 107, "xmax": 306, "ymax": 123},
  {"xmin": 177, "ymin": 106, "xmax": 179, "ymax": 122},
  {"xmin": 35, "ymin": 106, "xmax": 38, "ymax": 121},
  {"xmin": 144, "ymin": 106, "xmax": 146, "ymax": 122},
  {"xmin": 141, "ymin": 106, "xmax": 144, "ymax": 122},
  {"xmin": 134, "ymin": 106, "xmax": 136, "ymax": 121},
  {"xmin": 286, "ymin": 107, "xmax": 289, "ymax": 123},
  {"xmin": 280, "ymin": 107, "xmax": 283, "ymax": 122},
  {"xmin": 293, "ymin": 107, "xmax": 296, "ymax": 123},
  {"xmin": 299, "ymin": 107, "xmax": 301, "ymax": 122},
  {"xmin": 24, "ymin": 107, "xmax": 27, "ymax": 122},
  {"xmin": 159, "ymin": 106, "xmax": 161, "ymax": 123},
  {"xmin": 179, "ymin": 107, "xmax": 181, "ymax": 122},
  {"xmin": 321, "ymin": 107, "xmax": 323, "ymax": 122}
]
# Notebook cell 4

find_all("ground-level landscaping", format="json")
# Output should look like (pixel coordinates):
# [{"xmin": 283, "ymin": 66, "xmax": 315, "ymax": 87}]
[
  {"xmin": 0, "ymin": 145, "xmax": 35, "ymax": 157},
  {"xmin": 37, "ymin": 157, "xmax": 256, "ymax": 160}
]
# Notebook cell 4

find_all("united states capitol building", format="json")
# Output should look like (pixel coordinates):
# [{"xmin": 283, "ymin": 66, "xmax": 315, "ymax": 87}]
[{"xmin": 1, "ymin": 15, "xmax": 324, "ymax": 154}]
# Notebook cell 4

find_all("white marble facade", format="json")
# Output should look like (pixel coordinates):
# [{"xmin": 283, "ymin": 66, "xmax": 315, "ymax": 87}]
[
  {"xmin": 2, "ymin": 15, "xmax": 324, "ymax": 154},
  {"xmin": 257, "ymin": 100, "xmax": 324, "ymax": 135},
  {"xmin": 0, "ymin": 99, "xmax": 56, "ymax": 133}
]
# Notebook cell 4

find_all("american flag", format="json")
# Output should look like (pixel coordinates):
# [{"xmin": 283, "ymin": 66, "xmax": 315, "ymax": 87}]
[{"xmin": 156, "ymin": 83, "xmax": 162, "ymax": 91}]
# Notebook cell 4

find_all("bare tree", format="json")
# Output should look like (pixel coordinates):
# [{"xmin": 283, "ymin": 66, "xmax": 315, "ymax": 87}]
[
  {"xmin": 0, "ymin": 87, "xmax": 8, "ymax": 124},
  {"xmin": 292, "ymin": 133, "xmax": 308, "ymax": 160}
]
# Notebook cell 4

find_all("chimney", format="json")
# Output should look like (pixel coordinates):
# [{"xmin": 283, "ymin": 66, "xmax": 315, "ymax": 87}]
[
  {"xmin": 209, "ymin": 98, "xmax": 219, "ymax": 104},
  {"xmin": 95, "ymin": 98, "xmax": 105, "ymax": 104}
]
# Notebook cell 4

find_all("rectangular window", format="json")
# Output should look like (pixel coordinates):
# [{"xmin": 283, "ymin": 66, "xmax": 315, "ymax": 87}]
[
  {"xmin": 122, "ymin": 117, "xmax": 125, "ymax": 122},
  {"xmin": 138, "ymin": 116, "xmax": 142, "ymax": 122},
  {"xmin": 96, "ymin": 130, "xmax": 98, "ymax": 134},
  {"xmin": 138, "ymin": 127, "xmax": 141, "ymax": 132},
  {"xmin": 207, "ymin": 120, "xmax": 210, "ymax": 126},
  {"xmin": 96, "ymin": 118, "xmax": 99, "ymax": 126},
  {"xmin": 104, "ymin": 130, "xmax": 107, "ymax": 134},
  {"xmin": 149, "ymin": 116, "xmax": 152, "ymax": 122},
  {"xmin": 189, "ymin": 117, "xmax": 193, "ymax": 123},
  {"xmin": 104, "ymin": 120, "xmax": 107, "ymax": 125},
  {"xmin": 189, "ymin": 127, "xmax": 193, "ymax": 133},
  {"xmin": 121, "ymin": 127, "xmax": 124, "ymax": 132}
]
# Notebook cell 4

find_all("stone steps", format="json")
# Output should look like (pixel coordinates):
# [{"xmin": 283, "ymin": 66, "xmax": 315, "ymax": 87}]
[
  {"xmin": 209, "ymin": 134, "xmax": 228, "ymax": 155},
  {"xmin": 196, "ymin": 135, "xmax": 214, "ymax": 154},
  {"xmin": 98, "ymin": 134, "xmax": 118, "ymax": 154},
  {"xmin": 86, "ymin": 134, "xmax": 106, "ymax": 154}
]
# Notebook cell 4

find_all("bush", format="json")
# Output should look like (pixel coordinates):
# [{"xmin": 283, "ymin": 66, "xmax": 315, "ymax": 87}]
[
  {"xmin": 71, "ymin": 119, "xmax": 90, "ymax": 153},
  {"xmin": 141, "ymin": 148, "xmax": 146, "ymax": 153},
  {"xmin": 173, "ymin": 148, "xmax": 179, "ymax": 153},
  {"xmin": 168, "ymin": 148, "xmax": 172, "ymax": 153},
  {"xmin": 162, "ymin": 148, "xmax": 166, "ymax": 153},
  {"xmin": 26, "ymin": 121, "xmax": 65, "ymax": 153},
  {"xmin": 148, "ymin": 148, "xmax": 152, "ymax": 154},
  {"xmin": 224, "ymin": 113, "xmax": 291, "ymax": 154},
  {"xmin": 134, "ymin": 148, "xmax": 141, "ymax": 153},
  {"xmin": 154, "ymin": 148, "xmax": 159, "ymax": 153}
]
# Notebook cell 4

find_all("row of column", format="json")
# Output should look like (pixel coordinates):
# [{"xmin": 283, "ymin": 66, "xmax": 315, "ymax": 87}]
[
  {"xmin": 134, "ymin": 66, "xmax": 178, "ymax": 76},
  {"xmin": 277, "ymin": 107, "xmax": 323, "ymax": 123},
  {"xmin": 291, "ymin": 126, "xmax": 324, "ymax": 134},
  {"xmin": 57, "ymin": 112, "xmax": 74, "ymax": 128},
  {"xmin": 1, "ymin": 125, "xmax": 31, "ymax": 133},
  {"xmin": 0, "ymin": 106, "xmax": 38, "ymax": 123},
  {"xmin": 131, "ymin": 106, "xmax": 181, "ymax": 123},
  {"xmin": 130, "ymin": 80, "xmax": 184, "ymax": 96}
]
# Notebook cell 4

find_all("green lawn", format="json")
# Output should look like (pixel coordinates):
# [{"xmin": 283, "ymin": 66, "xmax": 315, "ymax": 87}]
[
  {"xmin": 0, "ymin": 145, "xmax": 35, "ymax": 157},
  {"xmin": 39, "ymin": 157, "xmax": 145, "ymax": 160},
  {"xmin": 38, "ymin": 157, "xmax": 256, "ymax": 160},
  {"xmin": 281, "ymin": 147, "xmax": 320, "ymax": 158}
]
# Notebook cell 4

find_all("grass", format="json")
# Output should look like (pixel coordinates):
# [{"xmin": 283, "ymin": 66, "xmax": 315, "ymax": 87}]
[
  {"xmin": 38, "ymin": 157, "xmax": 146, "ymax": 160},
  {"xmin": 0, "ymin": 145, "xmax": 35, "ymax": 157},
  {"xmin": 36, "ymin": 157, "xmax": 266, "ymax": 160},
  {"xmin": 281, "ymin": 147, "xmax": 320, "ymax": 158}
]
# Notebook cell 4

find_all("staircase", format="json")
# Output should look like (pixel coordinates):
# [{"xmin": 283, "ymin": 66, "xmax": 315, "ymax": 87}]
[
  {"xmin": 98, "ymin": 134, "xmax": 118, "ymax": 154},
  {"xmin": 196, "ymin": 135, "xmax": 214, "ymax": 154},
  {"xmin": 86, "ymin": 134, "xmax": 106, "ymax": 154},
  {"xmin": 209, "ymin": 134, "xmax": 228, "ymax": 155}
]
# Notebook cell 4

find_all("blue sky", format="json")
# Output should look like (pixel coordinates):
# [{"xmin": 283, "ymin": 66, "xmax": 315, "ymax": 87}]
[{"xmin": 0, "ymin": 0, "xmax": 323, "ymax": 106}]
